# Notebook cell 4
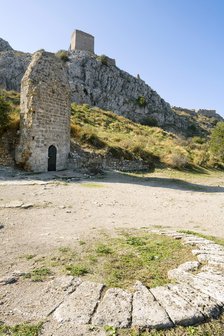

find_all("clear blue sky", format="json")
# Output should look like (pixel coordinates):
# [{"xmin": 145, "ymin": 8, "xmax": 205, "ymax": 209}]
[{"xmin": 1, "ymin": 0, "xmax": 224, "ymax": 116}]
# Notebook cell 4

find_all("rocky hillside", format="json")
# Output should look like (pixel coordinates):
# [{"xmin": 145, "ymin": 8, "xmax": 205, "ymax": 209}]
[{"xmin": 0, "ymin": 37, "xmax": 222, "ymax": 137}]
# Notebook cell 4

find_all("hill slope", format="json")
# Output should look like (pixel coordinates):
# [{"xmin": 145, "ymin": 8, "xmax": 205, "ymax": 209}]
[{"xmin": 0, "ymin": 90, "xmax": 223, "ymax": 171}]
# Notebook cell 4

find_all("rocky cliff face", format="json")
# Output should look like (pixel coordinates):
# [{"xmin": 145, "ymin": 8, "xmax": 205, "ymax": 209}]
[
  {"xmin": 0, "ymin": 38, "xmax": 31, "ymax": 92},
  {"xmin": 0, "ymin": 38, "xmax": 222, "ymax": 137},
  {"xmin": 68, "ymin": 51, "xmax": 172, "ymax": 124},
  {"xmin": 67, "ymin": 50, "xmax": 222, "ymax": 136}
]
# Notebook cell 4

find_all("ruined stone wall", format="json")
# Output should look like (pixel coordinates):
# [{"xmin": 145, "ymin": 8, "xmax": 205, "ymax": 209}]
[
  {"xmin": 70, "ymin": 30, "xmax": 94, "ymax": 53},
  {"xmin": 16, "ymin": 50, "xmax": 71, "ymax": 172},
  {"xmin": 197, "ymin": 109, "xmax": 223, "ymax": 121}
]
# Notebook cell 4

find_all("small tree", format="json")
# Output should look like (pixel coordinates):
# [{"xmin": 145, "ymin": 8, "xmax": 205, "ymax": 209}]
[
  {"xmin": 0, "ymin": 94, "xmax": 11, "ymax": 133},
  {"xmin": 210, "ymin": 122, "xmax": 224, "ymax": 161}
]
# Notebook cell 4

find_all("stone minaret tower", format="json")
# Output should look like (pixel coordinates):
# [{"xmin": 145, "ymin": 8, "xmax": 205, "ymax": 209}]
[{"xmin": 16, "ymin": 50, "xmax": 71, "ymax": 172}]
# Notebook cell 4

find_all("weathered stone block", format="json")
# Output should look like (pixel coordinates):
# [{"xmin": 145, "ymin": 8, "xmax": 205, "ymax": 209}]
[
  {"xmin": 53, "ymin": 281, "xmax": 104, "ymax": 324},
  {"xmin": 132, "ymin": 281, "xmax": 173, "ymax": 329}
]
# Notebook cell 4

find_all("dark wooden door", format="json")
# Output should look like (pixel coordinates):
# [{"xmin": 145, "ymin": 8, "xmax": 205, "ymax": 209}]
[{"xmin": 48, "ymin": 145, "xmax": 57, "ymax": 171}]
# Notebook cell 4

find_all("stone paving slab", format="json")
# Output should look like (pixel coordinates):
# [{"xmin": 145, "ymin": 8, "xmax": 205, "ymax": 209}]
[
  {"xmin": 197, "ymin": 254, "xmax": 224, "ymax": 264},
  {"xmin": 150, "ymin": 285, "xmax": 204, "ymax": 326},
  {"xmin": 196, "ymin": 244, "xmax": 224, "ymax": 252},
  {"xmin": 175, "ymin": 261, "xmax": 200, "ymax": 272},
  {"xmin": 0, "ymin": 276, "xmax": 78, "ymax": 323},
  {"xmin": 192, "ymin": 249, "xmax": 224, "ymax": 256},
  {"xmin": 92, "ymin": 288, "xmax": 132, "ymax": 328},
  {"xmin": 53, "ymin": 281, "xmax": 104, "ymax": 324},
  {"xmin": 189, "ymin": 274, "xmax": 224, "ymax": 304},
  {"xmin": 132, "ymin": 281, "xmax": 173, "ymax": 329},
  {"xmin": 168, "ymin": 283, "xmax": 221, "ymax": 318},
  {"xmin": 196, "ymin": 271, "xmax": 224, "ymax": 283}
]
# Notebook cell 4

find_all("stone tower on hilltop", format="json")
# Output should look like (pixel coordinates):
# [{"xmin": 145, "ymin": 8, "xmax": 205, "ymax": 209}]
[
  {"xmin": 16, "ymin": 50, "xmax": 71, "ymax": 172},
  {"xmin": 70, "ymin": 29, "xmax": 94, "ymax": 53}
]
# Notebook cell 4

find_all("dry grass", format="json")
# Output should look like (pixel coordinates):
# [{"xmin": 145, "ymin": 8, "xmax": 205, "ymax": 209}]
[{"xmin": 70, "ymin": 103, "xmax": 222, "ymax": 169}]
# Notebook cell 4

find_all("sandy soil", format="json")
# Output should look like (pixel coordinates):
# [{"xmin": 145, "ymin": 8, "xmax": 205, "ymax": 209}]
[{"xmin": 0, "ymin": 169, "xmax": 224, "ymax": 277}]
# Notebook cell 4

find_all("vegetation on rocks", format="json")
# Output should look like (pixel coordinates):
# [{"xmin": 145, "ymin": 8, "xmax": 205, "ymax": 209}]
[
  {"xmin": 96, "ymin": 54, "xmax": 109, "ymax": 65},
  {"xmin": 70, "ymin": 103, "xmax": 223, "ymax": 169},
  {"xmin": 55, "ymin": 50, "xmax": 69, "ymax": 62}
]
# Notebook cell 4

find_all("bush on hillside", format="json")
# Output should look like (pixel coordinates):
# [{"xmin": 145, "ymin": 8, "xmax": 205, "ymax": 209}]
[
  {"xmin": 163, "ymin": 152, "xmax": 188, "ymax": 169},
  {"xmin": 0, "ymin": 94, "xmax": 11, "ymax": 133},
  {"xmin": 97, "ymin": 55, "xmax": 108, "ymax": 65},
  {"xmin": 136, "ymin": 96, "xmax": 147, "ymax": 107},
  {"xmin": 210, "ymin": 122, "xmax": 224, "ymax": 161},
  {"xmin": 55, "ymin": 50, "xmax": 69, "ymax": 62},
  {"xmin": 141, "ymin": 116, "xmax": 158, "ymax": 127}
]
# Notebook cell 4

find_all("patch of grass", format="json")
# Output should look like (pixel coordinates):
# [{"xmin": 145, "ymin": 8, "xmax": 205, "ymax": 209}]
[
  {"xmin": 23, "ymin": 268, "xmax": 52, "ymax": 282},
  {"xmin": 126, "ymin": 236, "xmax": 146, "ymax": 246},
  {"xmin": 58, "ymin": 247, "xmax": 72, "ymax": 253},
  {"xmin": 25, "ymin": 254, "xmax": 36, "ymax": 260},
  {"xmin": 80, "ymin": 182, "xmax": 104, "ymax": 188},
  {"xmin": 96, "ymin": 244, "xmax": 113, "ymax": 255},
  {"xmin": 104, "ymin": 325, "xmax": 117, "ymax": 336},
  {"xmin": 24, "ymin": 230, "xmax": 195, "ymax": 290},
  {"xmin": 65, "ymin": 264, "xmax": 89, "ymax": 276},
  {"xmin": 0, "ymin": 323, "xmax": 42, "ymax": 336}
]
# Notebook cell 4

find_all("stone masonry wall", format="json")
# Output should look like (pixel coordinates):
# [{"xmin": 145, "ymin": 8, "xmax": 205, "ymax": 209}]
[
  {"xmin": 70, "ymin": 30, "xmax": 94, "ymax": 53},
  {"xmin": 16, "ymin": 50, "xmax": 71, "ymax": 172}
]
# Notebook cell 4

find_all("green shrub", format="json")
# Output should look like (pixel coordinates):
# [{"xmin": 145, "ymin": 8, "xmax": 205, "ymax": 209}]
[
  {"xmin": 97, "ymin": 54, "xmax": 108, "ymax": 65},
  {"xmin": 0, "ymin": 94, "xmax": 11, "ymax": 133},
  {"xmin": 136, "ymin": 96, "xmax": 147, "ymax": 107},
  {"xmin": 210, "ymin": 122, "xmax": 224, "ymax": 161},
  {"xmin": 55, "ymin": 50, "xmax": 69, "ymax": 62},
  {"xmin": 191, "ymin": 136, "xmax": 205, "ymax": 145},
  {"xmin": 141, "ymin": 116, "xmax": 158, "ymax": 127}
]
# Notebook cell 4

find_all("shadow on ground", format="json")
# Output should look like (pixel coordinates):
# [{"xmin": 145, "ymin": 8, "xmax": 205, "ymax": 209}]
[{"xmin": 0, "ymin": 165, "xmax": 224, "ymax": 193}]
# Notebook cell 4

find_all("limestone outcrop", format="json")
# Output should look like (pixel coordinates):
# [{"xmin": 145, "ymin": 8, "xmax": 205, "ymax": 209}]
[
  {"xmin": 0, "ymin": 49, "xmax": 31, "ymax": 91},
  {"xmin": 0, "ymin": 38, "xmax": 13, "ymax": 52}
]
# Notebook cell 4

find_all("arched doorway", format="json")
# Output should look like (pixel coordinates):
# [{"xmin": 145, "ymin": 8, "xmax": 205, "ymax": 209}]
[{"xmin": 48, "ymin": 145, "xmax": 57, "ymax": 171}]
